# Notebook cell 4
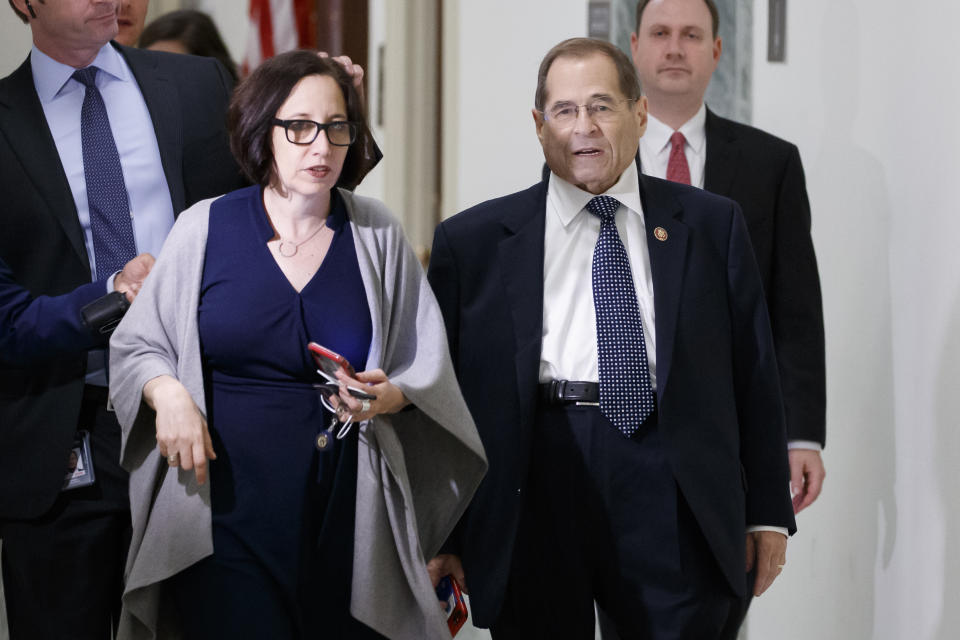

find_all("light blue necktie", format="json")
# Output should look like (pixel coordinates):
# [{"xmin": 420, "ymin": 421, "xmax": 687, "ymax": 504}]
[
  {"xmin": 73, "ymin": 67, "xmax": 136, "ymax": 280},
  {"xmin": 587, "ymin": 195, "xmax": 655, "ymax": 437}
]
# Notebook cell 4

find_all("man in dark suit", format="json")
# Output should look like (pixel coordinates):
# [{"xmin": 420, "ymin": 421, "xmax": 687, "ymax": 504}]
[
  {"xmin": 631, "ymin": 0, "xmax": 826, "ymax": 503},
  {"xmin": 0, "ymin": 253, "xmax": 152, "ymax": 367},
  {"xmin": 427, "ymin": 37, "xmax": 794, "ymax": 639},
  {"xmin": 629, "ymin": 0, "xmax": 826, "ymax": 635},
  {"xmin": 0, "ymin": 0, "xmax": 244, "ymax": 635}
]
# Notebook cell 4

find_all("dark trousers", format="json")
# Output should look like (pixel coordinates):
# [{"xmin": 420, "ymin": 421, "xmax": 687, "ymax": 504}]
[
  {"xmin": 717, "ymin": 571, "xmax": 755, "ymax": 639},
  {"xmin": 599, "ymin": 571, "xmax": 756, "ymax": 639},
  {"xmin": 170, "ymin": 422, "xmax": 385, "ymax": 640},
  {"xmin": 491, "ymin": 404, "xmax": 736, "ymax": 640},
  {"xmin": 0, "ymin": 385, "xmax": 131, "ymax": 640}
]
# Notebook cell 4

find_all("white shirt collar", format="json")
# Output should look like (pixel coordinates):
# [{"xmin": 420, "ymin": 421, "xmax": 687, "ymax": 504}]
[
  {"xmin": 548, "ymin": 163, "xmax": 644, "ymax": 228},
  {"xmin": 31, "ymin": 42, "xmax": 131, "ymax": 104},
  {"xmin": 644, "ymin": 102, "xmax": 707, "ymax": 155}
]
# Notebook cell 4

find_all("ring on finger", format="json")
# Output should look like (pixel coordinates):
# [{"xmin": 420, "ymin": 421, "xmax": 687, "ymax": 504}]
[
  {"xmin": 360, "ymin": 399, "xmax": 371, "ymax": 413},
  {"xmin": 336, "ymin": 405, "xmax": 347, "ymax": 420},
  {"xmin": 776, "ymin": 564, "xmax": 785, "ymax": 570},
  {"xmin": 168, "ymin": 452, "xmax": 180, "ymax": 466}
]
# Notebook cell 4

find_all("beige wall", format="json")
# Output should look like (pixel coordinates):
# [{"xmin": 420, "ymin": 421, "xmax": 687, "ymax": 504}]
[
  {"xmin": 0, "ymin": 17, "xmax": 34, "ymax": 77},
  {"xmin": 746, "ymin": 1, "xmax": 960, "ymax": 638}
]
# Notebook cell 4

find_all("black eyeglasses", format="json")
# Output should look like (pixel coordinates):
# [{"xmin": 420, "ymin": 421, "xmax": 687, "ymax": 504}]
[{"xmin": 273, "ymin": 118, "xmax": 358, "ymax": 146}]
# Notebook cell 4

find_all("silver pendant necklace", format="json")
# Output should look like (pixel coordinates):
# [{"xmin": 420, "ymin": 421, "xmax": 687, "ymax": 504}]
[{"xmin": 277, "ymin": 222, "xmax": 326, "ymax": 258}]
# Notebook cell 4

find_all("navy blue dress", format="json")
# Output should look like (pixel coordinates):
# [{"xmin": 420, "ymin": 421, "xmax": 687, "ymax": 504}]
[{"xmin": 171, "ymin": 186, "xmax": 382, "ymax": 639}]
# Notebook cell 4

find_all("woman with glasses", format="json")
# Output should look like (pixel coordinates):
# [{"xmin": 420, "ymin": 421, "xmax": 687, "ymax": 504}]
[{"xmin": 109, "ymin": 51, "xmax": 486, "ymax": 640}]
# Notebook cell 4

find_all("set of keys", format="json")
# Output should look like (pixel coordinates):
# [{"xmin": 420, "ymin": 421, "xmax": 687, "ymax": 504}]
[
  {"xmin": 308, "ymin": 343, "xmax": 376, "ymax": 452},
  {"xmin": 313, "ymin": 381, "xmax": 355, "ymax": 451}
]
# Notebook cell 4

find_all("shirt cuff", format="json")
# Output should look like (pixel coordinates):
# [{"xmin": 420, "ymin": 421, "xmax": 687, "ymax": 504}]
[
  {"xmin": 788, "ymin": 440, "xmax": 822, "ymax": 451},
  {"xmin": 106, "ymin": 270, "xmax": 120, "ymax": 294},
  {"xmin": 746, "ymin": 525, "xmax": 788, "ymax": 537}
]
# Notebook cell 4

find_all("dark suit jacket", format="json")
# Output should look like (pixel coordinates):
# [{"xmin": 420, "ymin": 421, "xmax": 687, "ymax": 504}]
[
  {"xmin": 0, "ymin": 257, "xmax": 107, "ymax": 366},
  {"xmin": 701, "ymin": 109, "xmax": 825, "ymax": 445},
  {"xmin": 0, "ymin": 43, "xmax": 244, "ymax": 520},
  {"xmin": 427, "ymin": 171, "xmax": 796, "ymax": 626}
]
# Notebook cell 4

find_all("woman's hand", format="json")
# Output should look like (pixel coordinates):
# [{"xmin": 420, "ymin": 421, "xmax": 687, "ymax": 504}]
[
  {"xmin": 143, "ymin": 375, "xmax": 217, "ymax": 484},
  {"xmin": 332, "ymin": 368, "xmax": 409, "ymax": 422},
  {"xmin": 427, "ymin": 554, "xmax": 468, "ymax": 593}
]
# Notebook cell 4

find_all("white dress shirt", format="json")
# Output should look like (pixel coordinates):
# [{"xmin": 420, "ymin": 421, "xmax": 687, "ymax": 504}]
[
  {"xmin": 539, "ymin": 165, "xmax": 657, "ymax": 388},
  {"xmin": 32, "ymin": 43, "xmax": 175, "ymax": 384},
  {"xmin": 639, "ymin": 103, "xmax": 707, "ymax": 188}
]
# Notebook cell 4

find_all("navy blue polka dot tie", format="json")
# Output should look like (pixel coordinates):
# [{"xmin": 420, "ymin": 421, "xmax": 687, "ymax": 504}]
[
  {"xmin": 73, "ymin": 67, "xmax": 136, "ymax": 280},
  {"xmin": 586, "ymin": 195, "xmax": 655, "ymax": 437}
]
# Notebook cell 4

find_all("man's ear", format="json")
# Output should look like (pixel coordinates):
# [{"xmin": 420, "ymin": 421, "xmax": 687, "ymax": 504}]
[
  {"xmin": 12, "ymin": 0, "xmax": 36, "ymax": 21},
  {"xmin": 635, "ymin": 95, "xmax": 648, "ymax": 138},
  {"xmin": 630, "ymin": 30, "xmax": 641, "ymax": 67},
  {"xmin": 533, "ymin": 108, "xmax": 546, "ymax": 145}
]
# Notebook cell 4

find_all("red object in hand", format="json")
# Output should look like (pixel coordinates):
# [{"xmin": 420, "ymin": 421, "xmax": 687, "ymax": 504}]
[
  {"xmin": 308, "ymin": 341, "xmax": 356, "ymax": 377},
  {"xmin": 436, "ymin": 575, "xmax": 468, "ymax": 636}
]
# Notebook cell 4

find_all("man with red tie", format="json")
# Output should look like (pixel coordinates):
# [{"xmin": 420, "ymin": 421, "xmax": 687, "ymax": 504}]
[{"xmin": 628, "ymin": 0, "xmax": 826, "ymax": 636}]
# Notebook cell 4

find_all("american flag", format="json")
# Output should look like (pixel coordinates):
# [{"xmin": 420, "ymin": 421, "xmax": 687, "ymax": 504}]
[{"xmin": 243, "ymin": 0, "xmax": 316, "ymax": 74}]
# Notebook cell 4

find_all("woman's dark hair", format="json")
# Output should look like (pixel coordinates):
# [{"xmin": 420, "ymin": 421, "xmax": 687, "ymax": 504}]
[
  {"xmin": 227, "ymin": 50, "xmax": 379, "ymax": 192},
  {"xmin": 139, "ymin": 10, "xmax": 238, "ymax": 84}
]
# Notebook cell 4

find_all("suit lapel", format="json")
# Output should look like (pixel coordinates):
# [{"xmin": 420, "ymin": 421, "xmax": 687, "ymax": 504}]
[
  {"xmin": 498, "ymin": 181, "xmax": 547, "ymax": 428},
  {"xmin": 0, "ymin": 58, "xmax": 88, "ymax": 264},
  {"xmin": 639, "ymin": 174, "xmax": 688, "ymax": 396},
  {"xmin": 117, "ymin": 44, "xmax": 186, "ymax": 213},
  {"xmin": 703, "ymin": 107, "xmax": 739, "ymax": 197}
]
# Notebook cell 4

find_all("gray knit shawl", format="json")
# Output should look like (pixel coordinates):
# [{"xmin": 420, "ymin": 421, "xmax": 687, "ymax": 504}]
[{"xmin": 109, "ymin": 189, "xmax": 487, "ymax": 640}]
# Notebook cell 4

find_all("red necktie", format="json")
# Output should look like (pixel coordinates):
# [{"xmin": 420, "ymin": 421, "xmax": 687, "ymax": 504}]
[{"xmin": 666, "ymin": 131, "xmax": 691, "ymax": 185}]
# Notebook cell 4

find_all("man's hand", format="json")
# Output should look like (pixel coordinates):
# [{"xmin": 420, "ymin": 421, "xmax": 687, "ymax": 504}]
[
  {"xmin": 427, "ymin": 553, "xmax": 468, "ymax": 594},
  {"xmin": 317, "ymin": 51, "xmax": 366, "ymax": 103},
  {"xmin": 113, "ymin": 253, "xmax": 155, "ymax": 302},
  {"xmin": 745, "ymin": 530, "xmax": 787, "ymax": 597},
  {"xmin": 789, "ymin": 448, "xmax": 826, "ymax": 513}
]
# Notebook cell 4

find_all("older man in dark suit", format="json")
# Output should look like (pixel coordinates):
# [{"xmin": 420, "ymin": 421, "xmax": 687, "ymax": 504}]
[
  {"xmin": 629, "ymin": 0, "xmax": 826, "ymax": 635},
  {"xmin": 0, "ymin": 0, "xmax": 244, "ymax": 635},
  {"xmin": 427, "ymin": 37, "xmax": 794, "ymax": 639}
]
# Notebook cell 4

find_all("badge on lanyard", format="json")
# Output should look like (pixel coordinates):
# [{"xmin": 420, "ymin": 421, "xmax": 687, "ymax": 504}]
[{"xmin": 62, "ymin": 430, "xmax": 96, "ymax": 491}]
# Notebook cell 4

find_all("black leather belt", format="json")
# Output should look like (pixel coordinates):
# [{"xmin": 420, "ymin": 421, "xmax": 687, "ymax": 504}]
[{"xmin": 538, "ymin": 380, "xmax": 599, "ymax": 405}]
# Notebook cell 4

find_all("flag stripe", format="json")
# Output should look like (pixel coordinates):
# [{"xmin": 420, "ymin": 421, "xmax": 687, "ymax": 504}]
[{"xmin": 244, "ymin": 0, "xmax": 316, "ymax": 74}]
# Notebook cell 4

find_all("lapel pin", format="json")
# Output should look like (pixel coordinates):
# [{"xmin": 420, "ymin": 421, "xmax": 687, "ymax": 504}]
[{"xmin": 653, "ymin": 227, "xmax": 668, "ymax": 242}]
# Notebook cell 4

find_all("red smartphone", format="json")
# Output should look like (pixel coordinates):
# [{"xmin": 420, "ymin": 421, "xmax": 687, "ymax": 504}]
[
  {"xmin": 308, "ymin": 342, "xmax": 356, "ymax": 377},
  {"xmin": 307, "ymin": 342, "xmax": 377, "ymax": 400},
  {"xmin": 435, "ymin": 575, "xmax": 468, "ymax": 637}
]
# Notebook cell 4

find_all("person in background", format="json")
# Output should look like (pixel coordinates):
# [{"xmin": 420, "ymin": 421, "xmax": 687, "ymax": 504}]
[
  {"xmin": 109, "ymin": 50, "xmax": 486, "ymax": 640},
  {"xmin": 0, "ymin": 0, "xmax": 244, "ymax": 636},
  {"xmin": 139, "ymin": 9, "xmax": 238, "ymax": 83},
  {"xmin": 427, "ymin": 37, "xmax": 794, "ymax": 639},
  {"xmin": 627, "ymin": 1, "xmax": 826, "ymax": 636},
  {"xmin": 116, "ymin": 0, "xmax": 149, "ymax": 46}
]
